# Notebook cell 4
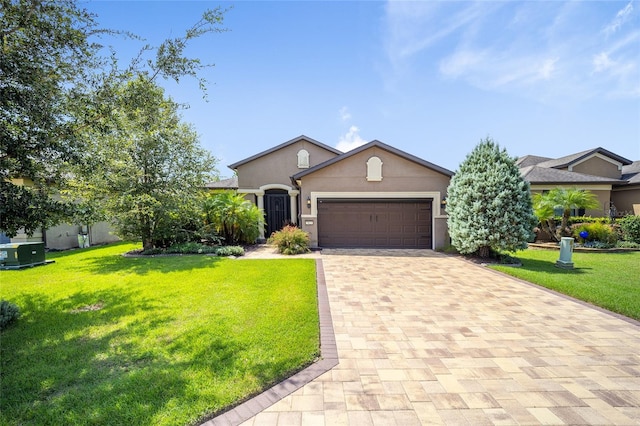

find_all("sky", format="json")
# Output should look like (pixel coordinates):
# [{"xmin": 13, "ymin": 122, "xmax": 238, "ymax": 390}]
[{"xmin": 84, "ymin": 0, "xmax": 640, "ymax": 177}]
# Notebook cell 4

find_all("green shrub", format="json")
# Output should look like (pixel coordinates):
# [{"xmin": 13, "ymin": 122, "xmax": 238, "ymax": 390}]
[
  {"xmin": 1, "ymin": 300, "xmax": 20, "ymax": 331},
  {"xmin": 560, "ymin": 216, "xmax": 611, "ymax": 226},
  {"xmin": 202, "ymin": 192, "xmax": 264, "ymax": 245},
  {"xmin": 165, "ymin": 242, "xmax": 217, "ymax": 255},
  {"xmin": 268, "ymin": 225, "xmax": 311, "ymax": 255},
  {"xmin": 215, "ymin": 246, "xmax": 244, "ymax": 257},
  {"xmin": 573, "ymin": 222, "xmax": 618, "ymax": 246},
  {"xmin": 617, "ymin": 215, "xmax": 640, "ymax": 244},
  {"xmin": 616, "ymin": 240, "xmax": 640, "ymax": 249}
]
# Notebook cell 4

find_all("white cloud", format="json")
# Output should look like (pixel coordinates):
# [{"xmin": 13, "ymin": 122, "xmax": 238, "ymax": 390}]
[
  {"xmin": 383, "ymin": 1, "xmax": 639, "ymax": 100},
  {"xmin": 593, "ymin": 52, "xmax": 615, "ymax": 73},
  {"xmin": 339, "ymin": 106, "xmax": 351, "ymax": 122},
  {"xmin": 439, "ymin": 50, "xmax": 486, "ymax": 78},
  {"xmin": 603, "ymin": 2, "xmax": 634, "ymax": 37},
  {"xmin": 538, "ymin": 58, "xmax": 558, "ymax": 80},
  {"xmin": 336, "ymin": 126, "xmax": 367, "ymax": 152}
]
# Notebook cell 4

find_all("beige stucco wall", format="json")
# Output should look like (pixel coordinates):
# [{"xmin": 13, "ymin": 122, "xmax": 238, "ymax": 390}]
[
  {"xmin": 298, "ymin": 146, "xmax": 451, "ymax": 249},
  {"xmin": 611, "ymin": 186, "xmax": 640, "ymax": 216},
  {"xmin": 235, "ymin": 140, "xmax": 339, "ymax": 189},
  {"xmin": 570, "ymin": 156, "xmax": 622, "ymax": 179}
]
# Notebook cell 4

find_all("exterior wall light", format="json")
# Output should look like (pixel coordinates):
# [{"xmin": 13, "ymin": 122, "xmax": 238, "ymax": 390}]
[
  {"xmin": 307, "ymin": 196, "xmax": 311, "ymax": 208},
  {"xmin": 440, "ymin": 197, "xmax": 447, "ymax": 208}
]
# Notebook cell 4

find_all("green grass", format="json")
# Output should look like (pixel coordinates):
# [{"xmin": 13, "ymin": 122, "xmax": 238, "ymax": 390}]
[
  {"xmin": 0, "ymin": 242, "xmax": 319, "ymax": 426},
  {"xmin": 491, "ymin": 249, "xmax": 640, "ymax": 321}
]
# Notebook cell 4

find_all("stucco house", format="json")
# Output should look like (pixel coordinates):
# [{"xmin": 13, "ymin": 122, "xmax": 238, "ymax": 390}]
[
  {"xmin": 221, "ymin": 135, "xmax": 453, "ymax": 249},
  {"xmin": 517, "ymin": 147, "xmax": 639, "ymax": 217}
]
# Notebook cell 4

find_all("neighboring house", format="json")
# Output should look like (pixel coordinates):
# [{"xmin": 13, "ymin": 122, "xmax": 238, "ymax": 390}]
[
  {"xmin": 3, "ymin": 178, "xmax": 120, "ymax": 250},
  {"xmin": 7, "ymin": 222, "xmax": 120, "ymax": 250},
  {"xmin": 616, "ymin": 161, "xmax": 640, "ymax": 215},
  {"xmin": 517, "ymin": 147, "xmax": 639, "ymax": 217},
  {"xmin": 223, "ymin": 135, "xmax": 453, "ymax": 249}
]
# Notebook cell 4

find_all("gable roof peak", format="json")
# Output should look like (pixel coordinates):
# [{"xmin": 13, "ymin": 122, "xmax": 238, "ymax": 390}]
[
  {"xmin": 537, "ymin": 147, "xmax": 632, "ymax": 169},
  {"xmin": 292, "ymin": 139, "xmax": 454, "ymax": 180},
  {"xmin": 228, "ymin": 135, "xmax": 342, "ymax": 170}
]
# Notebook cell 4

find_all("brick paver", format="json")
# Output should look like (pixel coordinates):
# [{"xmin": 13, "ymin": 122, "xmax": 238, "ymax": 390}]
[{"xmin": 212, "ymin": 249, "xmax": 640, "ymax": 425}]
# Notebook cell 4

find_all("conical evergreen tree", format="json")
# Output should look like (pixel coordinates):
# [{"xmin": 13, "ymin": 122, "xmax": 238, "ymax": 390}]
[{"xmin": 447, "ymin": 138, "xmax": 536, "ymax": 258}]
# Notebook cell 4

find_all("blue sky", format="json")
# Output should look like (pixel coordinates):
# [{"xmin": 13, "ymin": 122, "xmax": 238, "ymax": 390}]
[{"xmin": 85, "ymin": 1, "xmax": 640, "ymax": 177}]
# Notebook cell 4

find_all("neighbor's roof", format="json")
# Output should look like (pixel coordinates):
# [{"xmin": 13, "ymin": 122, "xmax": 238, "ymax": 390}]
[
  {"xmin": 292, "ymin": 139, "xmax": 454, "ymax": 180},
  {"xmin": 228, "ymin": 135, "xmax": 342, "ymax": 170},
  {"xmin": 621, "ymin": 161, "xmax": 640, "ymax": 185},
  {"xmin": 204, "ymin": 176, "xmax": 238, "ymax": 189},
  {"xmin": 515, "ymin": 155, "xmax": 552, "ymax": 168},
  {"xmin": 519, "ymin": 166, "xmax": 624, "ymax": 185},
  {"xmin": 535, "ymin": 147, "xmax": 632, "ymax": 169}
]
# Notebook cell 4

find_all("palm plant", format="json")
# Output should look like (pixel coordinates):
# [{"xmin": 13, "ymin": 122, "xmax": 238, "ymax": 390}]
[
  {"xmin": 533, "ymin": 188, "xmax": 600, "ymax": 241},
  {"xmin": 202, "ymin": 191, "xmax": 264, "ymax": 245}
]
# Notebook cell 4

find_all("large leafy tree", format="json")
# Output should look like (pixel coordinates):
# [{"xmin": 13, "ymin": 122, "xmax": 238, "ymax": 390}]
[
  {"xmin": 447, "ymin": 138, "xmax": 536, "ymax": 258},
  {"xmin": 0, "ymin": 0, "xmax": 227, "ymax": 239},
  {"xmin": 72, "ymin": 77, "xmax": 217, "ymax": 251},
  {"xmin": 532, "ymin": 188, "xmax": 600, "ymax": 240},
  {"xmin": 0, "ymin": 0, "xmax": 100, "ymax": 236}
]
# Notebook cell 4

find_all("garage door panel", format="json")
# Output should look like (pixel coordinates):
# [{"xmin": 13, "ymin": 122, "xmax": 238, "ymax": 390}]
[{"xmin": 318, "ymin": 199, "xmax": 432, "ymax": 249}]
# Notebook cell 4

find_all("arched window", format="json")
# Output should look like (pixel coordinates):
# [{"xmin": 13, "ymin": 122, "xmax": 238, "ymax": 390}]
[
  {"xmin": 297, "ymin": 149, "xmax": 310, "ymax": 168},
  {"xmin": 366, "ymin": 156, "xmax": 383, "ymax": 181}
]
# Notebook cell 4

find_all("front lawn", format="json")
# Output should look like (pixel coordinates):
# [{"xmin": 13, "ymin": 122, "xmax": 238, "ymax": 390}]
[
  {"xmin": 491, "ymin": 249, "xmax": 640, "ymax": 321},
  {"xmin": 0, "ymin": 242, "xmax": 319, "ymax": 425}
]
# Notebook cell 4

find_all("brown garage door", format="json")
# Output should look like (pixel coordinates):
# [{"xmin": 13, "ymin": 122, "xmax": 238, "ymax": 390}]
[{"xmin": 317, "ymin": 199, "xmax": 432, "ymax": 248}]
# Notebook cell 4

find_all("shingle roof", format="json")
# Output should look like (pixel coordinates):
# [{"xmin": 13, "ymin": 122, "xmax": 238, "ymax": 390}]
[
  {"xmin": 535, "ymin": 147, "xmax": 632, "ymax": 169},
  {"xmin": 228, "ymin": 135, "xmax": 342, "ymax": 170},
  {"xmin": 515, "ymin": 155, "xmax": 552, "ymax": 167},
  {"xmin": 621, "ymin": 161, "xmax": 640, "ymax": 185},
  {"xmin": 519, "ymin": 166, "xmax": 624, "ymax": 185},
  {"xmin": 292, "ymin": 140, "xmax": 454, "ymax": 180},
  {"xmin": 205, "ymin": 176, "xmax": 238, "ymax": 189}
]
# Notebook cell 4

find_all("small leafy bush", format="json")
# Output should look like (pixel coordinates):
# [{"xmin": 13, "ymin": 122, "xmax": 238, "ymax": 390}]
[
  {"xmin": 268, "ymin": 225, "xmax": 311, "ymax": 255},
  {"xmin": 582, "ymin": 241, "xmax": 615, "ymax": 249},
  {"xmin": 1, "ymin": 300, "xmax": 20, "ymax": 331},
  {"xmin": 165, "ymin": 242, "xmax": 217, "ymax": 255},
  {"xmin": 616, "ymin": 240, "xmax": 640, "ymax": 249},
  {"xmin": 617, "ymin": 215, "xmax": 640, "ymax": 244},
  {"xmin": 573, "ymin": 222, "xmax": 618, "ymax": 246},
  {"xmin": 215, "ymin": 246, "xmax": 244, "ymax": 257}
]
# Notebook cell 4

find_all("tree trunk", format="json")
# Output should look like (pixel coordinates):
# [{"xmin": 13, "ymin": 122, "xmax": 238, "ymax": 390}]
[
  {"xmin": 546, "ymin": 219, "xmax": 560, "ymax": 242},
  {"xmin": 143, "ymin": 238, "xmax": 154, "ymax": 251},
  {"xmin": 477, "ymin": 245, "xmax": 491, "ymax": 258}
]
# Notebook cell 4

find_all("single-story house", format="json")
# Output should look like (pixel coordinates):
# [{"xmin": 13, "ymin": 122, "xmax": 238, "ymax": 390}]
[
  {"xmin": 218, "ymin": 135, "xmax": 453, "ymax": 249},
  {"xmin": 517, "ymin": 147, "xmax": 639, "ymax": 217}
]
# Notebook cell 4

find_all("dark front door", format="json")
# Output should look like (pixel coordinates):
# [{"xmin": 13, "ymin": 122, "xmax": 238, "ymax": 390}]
[{"xmin": 264, "ymin": 190, "xmax": 290, "ymax": 238}]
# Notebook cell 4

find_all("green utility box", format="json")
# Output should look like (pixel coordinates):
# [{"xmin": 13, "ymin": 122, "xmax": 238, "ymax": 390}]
[{"xmin": 0, "ymin": 242, "xmax": 48, "ymax": 270}]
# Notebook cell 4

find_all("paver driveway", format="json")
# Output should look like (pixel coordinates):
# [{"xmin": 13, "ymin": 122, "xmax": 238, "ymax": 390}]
[{"xmin": 224, "ymin": 249, "xmax": 640, "ymax": 425}]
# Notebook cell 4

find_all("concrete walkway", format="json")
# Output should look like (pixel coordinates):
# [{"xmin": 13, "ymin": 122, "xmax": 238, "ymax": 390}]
[{"xmin": 216, "ymin": 249, "xmax": 640, "ymax": 425}]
